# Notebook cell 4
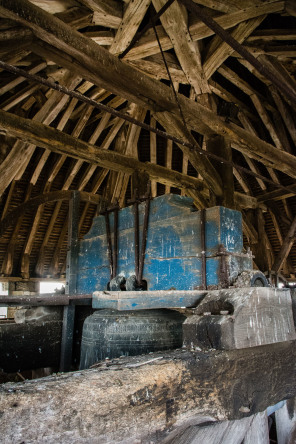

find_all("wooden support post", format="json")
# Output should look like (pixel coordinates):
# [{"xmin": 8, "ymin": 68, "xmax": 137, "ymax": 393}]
[
  {"xmin": 59, "ymin": 191, "xmax": 80, "ymax": 372},
  {"xmin": 206, "ymin": 134, "xmax": 235, "ymax": 208},
  {"xmin": 271, "ymin": 215, "xmax": 296, "ymax": 274},
  {"xmin": 254, "ymin": 208, "xmax": 273, "ymax": 272}
]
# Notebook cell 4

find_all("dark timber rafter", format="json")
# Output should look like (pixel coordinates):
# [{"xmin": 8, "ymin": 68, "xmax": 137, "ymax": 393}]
[
  {"xmin": 181, "ymin": 0, "xmax": 296, "ymax": 105},
  {"xmin": 271, "ymin": 215, "xmax": 296, "ymax": 274},
  {"xmin": 0, "ymin": 0, "xmax": 295, "ymax": 190},
  {"xmin": 0, "ymin": 191, "xmax": 102, "ymax": 238},
  {"xmin": 0, "ymin": 108, "xmax": 208, "ymax": 196}
]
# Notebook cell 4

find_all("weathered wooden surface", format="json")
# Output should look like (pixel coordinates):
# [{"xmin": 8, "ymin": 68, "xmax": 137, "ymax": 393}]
[
  {"xmin": 0, "ymin": 293, "xmax": 91, "ymax": 307},
  {"xmin": 1, "ymin": 0, "xmax": 295, "ymax": 181},
  {"xmin": 92, "ymin": 290, "xmax": 207, "ymax": 310},
  {"xmin": 0, "ymin": 341, "xmax": 295, "ymax": 443},
  {"xmin": 0, "ymin": 109, "xmax": 206, "ymax": 194},
  {"xmin": 183, "ymin": 287, "xmax": 296, "ymax": 349},
  {"xmin": 275, "ymin": 398, "xmax": 296, "ymax": 444},
  {"xmin": 78, "ymin": 195, "xmax": 251, "ymax": 293},
  {"xmin": 0, "ymin": 190, "xmax": 101, "ymax": 238},
  {"xmin": 242, "ymin": 411, "xmax": 269, "ymax": 444},
  {"xmin": 165, "ymin": 412, "xmax": 268, "ymax": 444}
]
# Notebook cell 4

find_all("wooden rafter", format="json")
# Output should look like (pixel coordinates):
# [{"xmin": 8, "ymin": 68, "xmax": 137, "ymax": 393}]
[
  {"xmin": 1, "ymin": 0, "xmax": 294, "ymax": 180},
  {"xmin": 271, "ymin": 215, "xmax": 296, "ymax": 274},
  {"xmin": 0, "ymin": 0, "xmax": 294, "ymax": 279},
  {"xmin": 125, "ymin": 1, "xmax": 285, "ymax": 60},
  {"xmin": 152, "ymin": 0, "xmax": 210, "ymax": 94},
  {"xmin": 0, "ymin": 71, "xmax": 80, "ymax": 197}
]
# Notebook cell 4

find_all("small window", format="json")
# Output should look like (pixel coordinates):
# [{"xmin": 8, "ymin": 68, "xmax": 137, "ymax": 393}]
[
  {"xmin": 0, "ymin": 281, "xmax": 8, "ymax": 319},
  {"xmin": 39, "ymin": 281, "xmax": 65, "ymax": 294}
]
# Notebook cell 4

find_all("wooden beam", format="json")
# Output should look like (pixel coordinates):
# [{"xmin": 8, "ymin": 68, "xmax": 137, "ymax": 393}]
[
  {"xmin": 206, "ymin": 134, "xmax": 234, "ymax": 208},
  {"xmin": 271, "ymin": 215, "xmax": 296, "ymax": 274},
  {"xmin": 217, "ymin": 66, "xmax": 274, "ymax": 113},
  {"xmin": 0, "ymin": 71, "xmax": 80, "ymax": 197},
  {"xmin": 255, "ymin": 208, "xmax": 274, "ymax": 272},
  {"xmin": 150, "ymin": 116, "xmax": 157, "ymax": 198},
  {"xmin": 59, "ymin": 190, "xmax": 80, "ymax": 372},
  {"xmin": 269, "ymin": 208, "xmax": 294, "ymax": 276},
  {"xmin": 0, "ymin": 109, "xmax": 208, "ymax": 194},
  {"xmin": 1, "ymin": 0, "xmax": 294, "ymax": 179},
  {"xmin": 126, "ymin": 1, "xmax": 284, "ymax": 60},
  {"xmin": 107, "ymin": 104, "xmax": 146, "ymax": 206},
  {"xmin": 128, "ymin": 53, "xmax": 188, "ymax": 84},
  {"xmin": 19, "ymin": 75, "xmax": 85, "ymax": 279},
  {"xmin": 247, "ymin": 28, "xmax": 296, "ymax": 42},
  {"xmin": 257, "ymin": 185, "xmax": 296, "ymax": 203},
  {"xmin": 250, "ymin": 95, "xmax": 286, "ymax": 151},
  {"xmin": 204, "ymin": 16, "xmax": 265, "ymax": 79},
  {"xmin": 152, "ymin": 111, "xmax": 222, "ymax": 196},
  {"xmin": 1, "ymin": 183, "xmax": 33, "ymax": 276},
  {"xmin": 165, "ymin": 139, "xmax": 173, "ymax": 194},
  {"xmin": 239, "ymin": 55, "xmax": 296, "ymax": 111},
  {"xmin": 109, "ymin": 0, "xmax": 150, "ymax": 55},
  {"xmin": 50, "ymin": 214, "xmax": 68, "ymax": 277},
  {"xmin": 78, "ymin": 0, "xmax": 122, "ymax": 29},
  {"xmin": 269, "ymin": 84, "xmax": 296, "ymax": 146},
  {"xmin": 0, "ymin": 341, "xmax": 295, "ymax": 442},
  {"xmin": 286, "ymin": 0, "xmax": 296, "ymax": 17},
  {"xmin": 190, "ymin": 0, "xmax": 243, "ymax": 13},
  {"xmin": 0, "ymin": 190, "xmax": 101, "ymax": 238},
  {"xmin": 152, "ymin": 0, "xmax": 210, "ymax": 94},
  {"xmin": 0, "ymin": 84, "xmax": 40, "ymax": 111},
  {"xmin": 34, "ymin": 98, "xmax": 82, "ymax": 277},
  {"xmin": 0, "ymin": 61, "xmax": 46, "ymax": 95},
  {"xmin": 55, "ymin": 6, "xmax": 93, "ymax": 30}
]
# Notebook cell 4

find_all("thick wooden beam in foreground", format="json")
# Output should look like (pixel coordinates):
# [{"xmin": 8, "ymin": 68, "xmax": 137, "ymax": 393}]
[{"xmin": 0, "ymin": 341, "xmax": 295, "ymax": 443}]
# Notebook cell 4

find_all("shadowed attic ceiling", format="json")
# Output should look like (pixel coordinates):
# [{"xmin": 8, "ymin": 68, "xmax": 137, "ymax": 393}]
[{"xmin": 0, "ymin": 0, "xmax": 295, "ymax": 281}]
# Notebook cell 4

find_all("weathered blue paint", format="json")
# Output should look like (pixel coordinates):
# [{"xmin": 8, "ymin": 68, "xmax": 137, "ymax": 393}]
[{"xmin": 76, "ymin": 194, "xmax": 251, "ymax": 295}]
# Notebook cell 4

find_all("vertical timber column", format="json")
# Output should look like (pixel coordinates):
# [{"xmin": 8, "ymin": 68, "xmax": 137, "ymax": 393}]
[
  {"xmin": 60, "ymin": 191, "xmax": 80, "ymax": 372},
  {"xmin": 206, "ymin": 134, "xmax": 234, "ymax": 209}
]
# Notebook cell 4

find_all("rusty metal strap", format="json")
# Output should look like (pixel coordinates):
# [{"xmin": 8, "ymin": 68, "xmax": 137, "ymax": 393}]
[
  {"xmin": 104, "ymin": 212, "xmax": 114, "ymax": 280},
  {"xmin": 200, "ymin": 209, "xmax": 207, "ymax": 290},
  {"xmin": 138, "ymin": 184, "xmax": 151, "ymax": 285},
  {"xmin": 104, "ymin": 205, "xmax": 119, "ymax": 281}
]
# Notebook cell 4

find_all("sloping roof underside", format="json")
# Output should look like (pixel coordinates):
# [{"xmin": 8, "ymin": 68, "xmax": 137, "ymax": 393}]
[{"xmin": 0, "ymin": 0, "xmax": 295, "ymax": 281}]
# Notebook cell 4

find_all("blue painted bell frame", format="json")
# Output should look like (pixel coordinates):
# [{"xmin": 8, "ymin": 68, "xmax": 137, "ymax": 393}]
[{"xmin": 76, "ymin": 194, "xmax": 252, "ymax": 293}]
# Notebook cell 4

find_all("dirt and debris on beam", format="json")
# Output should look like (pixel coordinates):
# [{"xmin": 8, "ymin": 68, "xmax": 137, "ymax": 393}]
[{"xmin": 0, "ymin": 341, "xmax": 296, "ymax": 443}]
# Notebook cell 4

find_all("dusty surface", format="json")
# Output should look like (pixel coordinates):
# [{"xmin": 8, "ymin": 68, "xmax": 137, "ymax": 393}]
[{"xmin": 0, "ymin": 341, "xmax": 295, "ymax": 443}]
